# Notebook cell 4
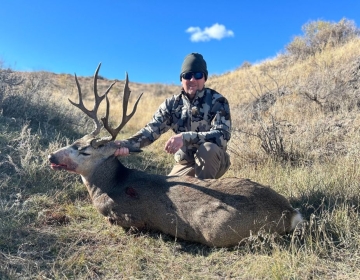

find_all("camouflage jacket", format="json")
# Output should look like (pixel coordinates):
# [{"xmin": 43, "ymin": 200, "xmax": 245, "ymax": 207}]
[{"xmin": 122, "ymin": 87, "xmax": 231, "ymax": 164}]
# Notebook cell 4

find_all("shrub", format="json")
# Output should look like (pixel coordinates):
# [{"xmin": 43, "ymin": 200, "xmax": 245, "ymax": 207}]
[
  {"xmin": 0, "ymin": 60, "xmax": 24, "ymax": 108},
  {"xmin": 286, "ymin": 18, "xmax": 360, "ymax": 60}
]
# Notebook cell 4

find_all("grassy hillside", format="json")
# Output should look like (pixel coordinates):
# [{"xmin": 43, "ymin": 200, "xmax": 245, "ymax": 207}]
[{"xmin": 1, "ymin": 20, "xmax": 360, "ymax": 279}]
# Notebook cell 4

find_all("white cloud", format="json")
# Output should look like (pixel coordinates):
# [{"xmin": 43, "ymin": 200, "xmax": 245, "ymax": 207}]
[{"xmin": 186, "ymin": 23, "xmax": 234, "ymax": 42}]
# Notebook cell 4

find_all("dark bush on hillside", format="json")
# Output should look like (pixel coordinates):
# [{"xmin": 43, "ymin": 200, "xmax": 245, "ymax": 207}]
[
  {"xmin": 239, "ymin": 61, "xmax": 252, "ymax": 69},
  {"xmin": 1, "ymin": 70, "xmax": 91, "ymax": 140},
  {"xmin": 2, "ymin": 90, "xmax": 91, "ymax": 140},
  {"xmin": 0, "ymin": 61, "xmax": 24, "ymax": 105},
  {"xmin": 286, "ymin": 18, "xmax": 360, "ymax": 60},
  {"xmin": 1, "ymin": 64, "xmax": 94, "ymax": 139}
]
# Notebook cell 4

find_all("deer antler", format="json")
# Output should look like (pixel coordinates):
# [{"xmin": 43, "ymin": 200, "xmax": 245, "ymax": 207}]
[
  {"xmin": 102, "ymin": 73, "xmax": 144, "ymax": 140},
  {"xmin": 91, "ymin": 73, "xmax": 143, "ymax": 147},
  {"xmin": 69, "ymin": 63, "xmax": 143, "ymax": 148},
  {"xmin": 69, "ymin": 63, "xmax": 115, "ymax": 137}
]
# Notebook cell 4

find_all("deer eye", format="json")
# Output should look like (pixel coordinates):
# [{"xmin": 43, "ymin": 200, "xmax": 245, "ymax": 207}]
[{"xmin": 78, "ymin": 150, "xmax": 90, "ymax": 156}]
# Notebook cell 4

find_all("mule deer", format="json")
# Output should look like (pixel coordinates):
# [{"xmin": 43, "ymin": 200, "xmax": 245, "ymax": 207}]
[{"xmin": 48, "ymin": 64, "xmax": 302, "ymax": 247}]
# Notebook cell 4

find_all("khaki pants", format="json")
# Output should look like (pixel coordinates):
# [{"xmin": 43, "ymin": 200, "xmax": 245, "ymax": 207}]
[{"xmin": 168, "ymin": 142, "xmax": 231, "ymax": 179}]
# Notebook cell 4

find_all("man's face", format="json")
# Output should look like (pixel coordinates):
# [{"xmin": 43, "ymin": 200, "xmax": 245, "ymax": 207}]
[{"xmin": 181, "ymin": 73, "xmax": 205, "ymax": 98}]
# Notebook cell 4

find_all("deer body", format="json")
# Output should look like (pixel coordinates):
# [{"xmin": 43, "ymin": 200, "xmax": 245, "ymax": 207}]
[
  {"xmin": 49, "ymin": 64, "xmax": 302, "ymax": 247},
  {"xmin": 50, "ymin": 139, "xmax": 302, "ymax": 247}
]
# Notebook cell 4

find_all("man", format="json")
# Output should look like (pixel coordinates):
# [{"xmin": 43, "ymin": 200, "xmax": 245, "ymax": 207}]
[{"xmin": 115, "ymin": 52, "xmax": 231, "ymax": 179}]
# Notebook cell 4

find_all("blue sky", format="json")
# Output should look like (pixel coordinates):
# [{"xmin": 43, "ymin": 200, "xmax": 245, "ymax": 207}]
[{"xmin": 1, "ymin": 1, "xmax": 360, "ymax": 84}]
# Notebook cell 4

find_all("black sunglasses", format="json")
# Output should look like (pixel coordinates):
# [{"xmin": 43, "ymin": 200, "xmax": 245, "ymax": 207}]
[{"xmin": 181, "ymin": 72, "xmax": 204, "ymax": 80}]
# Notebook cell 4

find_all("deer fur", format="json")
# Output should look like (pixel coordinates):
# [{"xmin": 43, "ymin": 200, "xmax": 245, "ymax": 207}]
[{"xmin": 48, "ymin": 64, "xmax": 302, "ymax": 247}]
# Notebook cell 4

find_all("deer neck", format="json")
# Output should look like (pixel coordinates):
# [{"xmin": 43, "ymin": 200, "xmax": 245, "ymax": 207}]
[{"xmin": 81, "ymin": 156, "xmax": 131, "ymax": 200}]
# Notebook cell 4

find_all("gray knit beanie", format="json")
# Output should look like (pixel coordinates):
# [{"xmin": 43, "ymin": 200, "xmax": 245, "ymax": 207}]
[{"xmin": 180, "ymin": 53, "xmax": 208, "ymax": 81}]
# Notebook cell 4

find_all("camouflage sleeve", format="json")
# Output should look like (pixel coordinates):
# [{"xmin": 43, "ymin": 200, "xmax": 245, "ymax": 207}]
[
  {"xmin": 182, "ymin": 96, "xmax": 231, "ymax": 150},
  {"xmin": 121, "ymin": 99, "xmax": 173, "ymax": 149}
]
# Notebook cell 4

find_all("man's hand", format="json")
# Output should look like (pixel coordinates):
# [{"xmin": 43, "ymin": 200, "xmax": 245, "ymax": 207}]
[
  {"xmin": 114, "ymin": 140, "xmax": 130, "ymax": 156},
  {"xmin": 165, "ymin": 134, "xmax": 184, "ymax": 154}
]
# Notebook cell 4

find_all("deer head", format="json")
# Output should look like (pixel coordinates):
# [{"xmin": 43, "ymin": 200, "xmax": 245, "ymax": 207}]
[{"xmin": 49, "ymin": 64, "xmax": 143, "ymax": 177}]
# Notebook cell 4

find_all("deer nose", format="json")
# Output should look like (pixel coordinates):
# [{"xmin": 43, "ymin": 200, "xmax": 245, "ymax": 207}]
[{"xmin": 48, "ymin": 154, "xmax": 55, "ymax": 163}]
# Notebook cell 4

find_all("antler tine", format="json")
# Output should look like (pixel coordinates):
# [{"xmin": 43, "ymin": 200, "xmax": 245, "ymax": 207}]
[
  {"xmin": 93, "ymin": 63, "xmax": 107, "ymax": 108},
  {"xmin": 68, "ymin": 63, "xmax": 114, "ymax": 137},
  {"xmin": 101, "ymin": 72, "xmax": 144, "ymax": 141}
]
